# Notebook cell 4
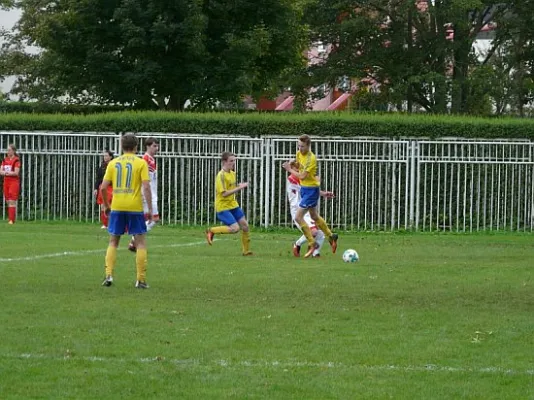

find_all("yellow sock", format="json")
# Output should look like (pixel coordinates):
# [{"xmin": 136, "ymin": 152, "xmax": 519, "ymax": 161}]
[
  {"xmin": 241, "ymin": 230, "xmax": 251, "ymax": 254},
  {"xmin": 315, "ymin": 217, "xmax": 332, "ymax": 237},
  {"xmin": 136, "ymin": 248, "xmax": 147, "ymax": 283},
  {"xmin": 210, "ymin": 226, "xmax": 232, "ymax": 234},
  {"xmin": 300, "ymin": 223, "xmax": 315, "ymax": 245},
  {"xmin": 105, "ymin": 246, "xmax": 117, "ymax": 277}
]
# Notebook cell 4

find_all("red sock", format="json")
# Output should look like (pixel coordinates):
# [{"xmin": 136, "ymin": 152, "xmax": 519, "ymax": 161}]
[
  {"xmin": 101, "ymin": 211, "xmax": 109, "ymax": 227},
  {"xmin": 8, "ymin": 207, "xmax": 16, "ymax": 222}
]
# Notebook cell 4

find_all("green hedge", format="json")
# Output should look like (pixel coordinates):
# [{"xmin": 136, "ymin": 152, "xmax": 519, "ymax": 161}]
[{"xmin": 0, "ymin": 111, "xmax": 533, "ymax": 139}]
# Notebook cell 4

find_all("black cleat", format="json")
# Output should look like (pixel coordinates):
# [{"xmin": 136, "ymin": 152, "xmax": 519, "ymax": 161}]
[
  {"xmin": 135, "ymin": 281, "xmax": 149, "ymax": 289},
  {"xmin": 102, "ymin": 275, "xmax": 113, "ymax": 287}
]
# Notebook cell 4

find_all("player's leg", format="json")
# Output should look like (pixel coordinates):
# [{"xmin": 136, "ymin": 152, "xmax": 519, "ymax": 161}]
[
  {"xmin": 102, "ymin": 211, "xmax": 125, "ymax": 286},
  {"xmin": 235, "ymin": 208, "xmax": 251, "ymax": 256},
  {"xmin": 5, "ymin": 182, "xmax": 18, "ymax": 224},
  {"xmin": 7, "ymin": 200, "xmax": 17, "ymax": 224},
  {"xmin": 206, "ymin": 210, "xmax": 239, "ymax": 245},
  {"xmin": 128, "ymin": 212, "xmax": 149, "ymax": 288},
  {"xmin": 308, "ymin": 208, "xmax": 338, "ymax": 254},
  {"xmin": 312, "ymin": 230, "xmax": 325, "ymax": 257}
]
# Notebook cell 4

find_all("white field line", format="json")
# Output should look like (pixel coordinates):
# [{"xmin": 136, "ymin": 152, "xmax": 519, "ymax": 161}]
[
  {"xmin": 3, "ymin": 353, "xmax": 533, "ymax": 376},
  {"xmin": 0, "ymin": 240, "xmax": 207, "ymax": 263}
]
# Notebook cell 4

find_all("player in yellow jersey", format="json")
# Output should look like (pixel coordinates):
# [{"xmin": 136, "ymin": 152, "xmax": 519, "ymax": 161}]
[
  {"xmin": 100, "ymin": 134, "xmax": 153, "ymax": 289},
  {"xmin": 205, "ymin": 152, "xmax": 252, "ymax": 255},
  {"xmin": 282, "ymin": 134, "xmax": 338, "ymax": 258}
]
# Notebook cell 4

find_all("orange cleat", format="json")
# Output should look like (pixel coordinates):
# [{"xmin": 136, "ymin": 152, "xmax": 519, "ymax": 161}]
[
  {"xmin": 206, "ymin": 230, "xmax": 214, "ymax": 245},
  {"xmin": 292, "ymin": 243, "xmax": 301, "ymax": 257},
  {"xmin": 328, "ymin": 233, "xmax": 338, "ymax": 254},
  {"xmin": 304, "ymin": 243, "xmax": 318, "ymax": 258}
]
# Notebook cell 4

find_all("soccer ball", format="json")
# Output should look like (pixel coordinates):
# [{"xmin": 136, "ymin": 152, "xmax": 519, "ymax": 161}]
[{"xmin": 342, "ymin": 249, "xmax": 359, "ymax": 263}]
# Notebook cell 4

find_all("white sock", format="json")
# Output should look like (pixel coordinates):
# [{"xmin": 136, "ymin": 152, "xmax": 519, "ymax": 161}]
[
  {"xmin": 313, "ymin": 231, "xmax": 325, "ymax": 256},
  {"xmin": 295, "ymin": 235, "xmax": 307, "ymax": 247}
]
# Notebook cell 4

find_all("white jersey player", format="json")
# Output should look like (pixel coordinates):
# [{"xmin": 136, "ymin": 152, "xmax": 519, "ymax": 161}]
[
  {"xmin": 142, "ymin": 141, "xmax": 159, "ymax": 229},
  {"xmin": 129, "ymin": 137, "xmax": 159, "ymax": 252},
  {"xmin": 287, "ymin": 174, "xmax": 334, "ymax": 257}
]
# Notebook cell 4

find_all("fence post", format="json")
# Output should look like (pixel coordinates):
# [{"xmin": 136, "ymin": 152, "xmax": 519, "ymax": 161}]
[
  {"xmin": 409, "ymin": 140, "xmax": 417, "ymax": 230},
  {"xmin": 263, "ymin": 138, "xmax": 271, "ymax": 228}
]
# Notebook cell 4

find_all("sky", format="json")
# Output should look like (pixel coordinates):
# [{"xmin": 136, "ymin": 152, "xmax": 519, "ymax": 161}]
[{"xmin": 0, "ymin": 9, "xmax": 22, "ymax": 93}]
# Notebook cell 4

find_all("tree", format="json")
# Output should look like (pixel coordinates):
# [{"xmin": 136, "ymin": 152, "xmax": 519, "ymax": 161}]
[
  {"xmin": 0, "ymin": 0, "xmax": 306, "ymax": 109},
  {"xmin": 303, "ymin": 0, "xmax": 512, "ymax": 114}
]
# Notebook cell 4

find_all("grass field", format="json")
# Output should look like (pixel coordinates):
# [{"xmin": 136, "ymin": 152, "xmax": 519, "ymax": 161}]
[{"xmin": 0, "ymin": 222, "xmax": 532, "ymax": 399}]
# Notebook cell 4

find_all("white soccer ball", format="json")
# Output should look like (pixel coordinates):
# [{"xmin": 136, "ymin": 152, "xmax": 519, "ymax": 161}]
[{"xmin": 342, "ymin": 249, "xmax": 359, "ymax": 263}]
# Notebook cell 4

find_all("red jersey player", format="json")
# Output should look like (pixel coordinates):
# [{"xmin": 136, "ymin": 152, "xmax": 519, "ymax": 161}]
[{"xmin": 0, "ymin": 144, "xmax": 21, "ymax": 224}]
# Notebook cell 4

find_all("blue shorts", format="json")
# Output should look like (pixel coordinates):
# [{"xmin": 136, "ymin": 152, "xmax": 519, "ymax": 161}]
[
  {"xmin": 108, "ymin": 211, "xmax": 147, "ymax": 236},
  {"xmin": 299, "ymin": 186, "xmax": 320, "ymax": 208},
  {"xmin": 216, "ymin": 207, "xmax": 245, "ymax": 226}
]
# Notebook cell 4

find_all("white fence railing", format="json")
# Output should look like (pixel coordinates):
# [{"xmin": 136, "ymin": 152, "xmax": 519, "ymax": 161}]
[{"xmin": 1, "ymin": 131, "xmax": 533, "ymax": 231}]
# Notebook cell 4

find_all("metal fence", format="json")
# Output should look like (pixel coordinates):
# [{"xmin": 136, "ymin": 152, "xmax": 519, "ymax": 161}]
[{"xmin": 1, "ymin": 131, "xmax": 533, "ymax": 231}]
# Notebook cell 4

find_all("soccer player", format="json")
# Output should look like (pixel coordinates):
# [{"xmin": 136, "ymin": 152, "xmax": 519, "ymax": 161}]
[
  {"xmin": 286, "ymin": 169, "xmax": 334, "ymax": 257},
  {"xmin": 94, "ymin": 150, "xmax": 114, "ymax": 228},
  {"xmin": 0, "ymin": 144, "xmax": 21, "ymax": 224},
  {"xmin": 128, "ymin": 137, "xmax": 159, "ymax": 252},
  {"xmin": 100, "ymin": 134, "xmax": 152, "ymax": 289},
  {"xmin": 205, "ymin": 151, "xmax": 252, "ymax": 256},
  {"xmin": 282, "ymin": 134, "xmax": 338, "ymax": 258}
]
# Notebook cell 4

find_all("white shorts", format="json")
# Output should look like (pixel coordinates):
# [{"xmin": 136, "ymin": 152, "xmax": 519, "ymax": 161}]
[{"xmin": 293, "ymin": 212, "xmax": 315, "ymax": 231}]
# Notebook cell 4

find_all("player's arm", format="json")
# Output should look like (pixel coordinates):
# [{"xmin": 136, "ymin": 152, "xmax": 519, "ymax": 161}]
[
  {"xmin": 142, "ymin": 180, "xmax": 153, "ymax": 221},
  {"xmin": 140, "ymin": 162, "xmax": 153, "ymax": 221},
  {"xmin": 2, "ymin": 165, "xmax": 20, "ymax": 177},
  {"xmin": 320, "ymin": 190, "xmax": 335, "ymax": 199},
  {"xmin": 0, "ymin": 162, "xmax": 4, "ymax": 176},
  {"xmin": 282, "ymin": 160, "xmax": 308, "ymax": 181},
  {"xmin": 221, "ymin": 183, "xmax": 248, "ymax": 197},
  {"xmin": 101, "ymin": 179, "xmax": 112, "ymax": 212},
  {"xmin": 216, "ymin": 173, "xmax": 248, "ymax": 197}
]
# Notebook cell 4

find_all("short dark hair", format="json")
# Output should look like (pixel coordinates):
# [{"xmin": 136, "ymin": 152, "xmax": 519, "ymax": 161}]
[
  {"xmin": 144, "ymin": 137, "xmax": 159, "ymax": 150},
  {"xmin": 121, "ymin": 134, "xmax": 138, "ymax": 152},
  {"xmin": 298, "ymin": 134, "xmax": 311, "ymax": 145},
  {"xmin": 221, "ymin": 151, "xmax": 234, "ymax": 161}
]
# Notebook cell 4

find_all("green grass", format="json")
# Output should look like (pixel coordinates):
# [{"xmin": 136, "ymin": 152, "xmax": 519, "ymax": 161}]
[{"xmin": 1, "ymin": 223, "xmax": 532, "ymax": 399}]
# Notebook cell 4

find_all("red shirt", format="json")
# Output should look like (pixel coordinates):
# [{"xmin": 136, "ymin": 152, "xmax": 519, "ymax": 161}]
[
  {"xmin": 1, "ymin": 156, "xmax": 21, "ymax": 183},
  {"xmin": 142, "ymin": 153, "xmax": 157, "ymax": 173}
]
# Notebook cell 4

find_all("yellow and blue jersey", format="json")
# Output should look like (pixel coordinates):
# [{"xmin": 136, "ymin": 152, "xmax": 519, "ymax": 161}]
[
  {"xmin": 103, "ymin": 153, "xmax": 149, "ymax": 212},
  {"xmin": 215, "ymin": 169, "xmax": 239, "ymax": 212},
  {"xmin": 296, "ymin": 150, "xmax": 320, "ymax": 187}
]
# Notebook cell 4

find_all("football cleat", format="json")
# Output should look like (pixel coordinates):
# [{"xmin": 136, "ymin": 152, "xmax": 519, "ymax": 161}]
[
  {"xmin": 102, "ymin": 275, "xmax": 113, "ymax": 287},
  {"xmin": 312, "ymin": 253, "xmax": 321, "ymax": 258},
  {"xmin": 292, "ymin": 243, "xmax": 301, "ymax": 257},
  {"xmin": 135, "ymin": 281, "xmax": 149, "ymax": 289},
  {"xmin": 128, "ymin": 240, "xmax": 137, "ymax": 253},
  {"xmin": 242, "ymin": 251, "xmax": 253, "ymax": 256},
  {"xmin": 304, "ymin": 243, "xmax": 319, "ymax": 258},
  {"xmin": 206, "ymin": 230, "xmax": 214, "ymax": 245},
  {"xmin": 328, "ymin": 233, "xmax": 339, "ymax": 254}
]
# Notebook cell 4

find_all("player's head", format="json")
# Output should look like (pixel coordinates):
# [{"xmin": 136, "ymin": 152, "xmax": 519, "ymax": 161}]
[
  {"xmin": 145, "ymin": 137, "xmax": 159, "ymax": 156},
  {"xmin": 7, "ymin": 144, "xmax": 17, "ymax": 157},
  {"xmin": 121, "ymin": 134, "xmax": 138, "ymax": 153},
  {"xmin": 297, "ymin": 135, "xmax": 311, "ymax": 154},
  {"xmin": 103, "ymin": 149, "xmax": 114, "ymax": 163},
  {"xmin": 221, "ymin": 151, "xmax": 236, "ymax": 171}
]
